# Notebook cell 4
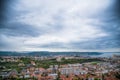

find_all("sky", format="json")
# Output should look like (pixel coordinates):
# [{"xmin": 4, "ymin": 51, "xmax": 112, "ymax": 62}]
[{"xmin": 0, "ymin": 0, "xmax": 120, "ymax": 52}]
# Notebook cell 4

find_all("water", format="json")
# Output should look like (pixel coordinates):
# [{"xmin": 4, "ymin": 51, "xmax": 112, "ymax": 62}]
[{"xmin": 92, "ymin": 52, "xmax": 120, "ymax": 57}]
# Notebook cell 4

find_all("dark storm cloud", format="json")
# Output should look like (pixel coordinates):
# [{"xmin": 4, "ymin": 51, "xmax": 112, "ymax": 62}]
[
  {"xmin": 113, "ymin": 0, "xmax": 120, "ymax": 17},
  {"xmin": 0, "ymin": 0, "xmax": 8, "ymax": 21},
  {"xmin": 70, "ymin": 37, "xmax": 120, "ymax": 49},
  {"xmin": 0, "ymin": 0, "xmax": 16, "ymax": 22},
  {"xmin": 89, "ymin": 0, "xmax": 120, "ymax": 48},
  {"xmin": 104, "ymin": 0, "xmax": 120, "ymax": 44},
  {"xmin": 27, "ymin": 42, "xmax": 67, "ymax": 49},
  {"xmin": 0, "ymin": 22, "xmax": 40, "ymax": 37},
  {"xmin": 0, "ymin": 0, "xmax": 41, "ymax": 37}
]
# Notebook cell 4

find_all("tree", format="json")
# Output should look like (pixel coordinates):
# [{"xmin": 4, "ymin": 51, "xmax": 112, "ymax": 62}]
[{"xmin": 56, "ymin": 72, "xmax": 61, "ymax": 80}]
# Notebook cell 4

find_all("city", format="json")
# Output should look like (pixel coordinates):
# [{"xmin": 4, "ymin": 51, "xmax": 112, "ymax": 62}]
[
  {"xmin": 0, "ymin": 0, "xmax": 120, "ymax": 80},
  {"xmin": 0, "ymin": 53, "xmax": 120, "ymax": 80}
]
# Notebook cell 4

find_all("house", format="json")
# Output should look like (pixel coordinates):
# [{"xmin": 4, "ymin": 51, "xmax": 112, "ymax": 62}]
[{"xmin": 48, "ymin": 73, "xmax": 58, "ymax": 79}]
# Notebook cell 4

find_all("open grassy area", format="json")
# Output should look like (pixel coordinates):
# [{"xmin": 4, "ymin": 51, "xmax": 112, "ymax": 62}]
[
  {"xmin": 0, "ymin": 58, "xmax": 103, "ymax": 71},
  {"xmin": 35, "ymin": 58, "xmax": 103, "ymax": 68}
]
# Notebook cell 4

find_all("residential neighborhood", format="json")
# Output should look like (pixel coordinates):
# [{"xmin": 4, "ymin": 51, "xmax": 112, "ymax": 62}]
[{"xmin": 0, "ymin": 54, "xmax": 120, "ymax": 80}]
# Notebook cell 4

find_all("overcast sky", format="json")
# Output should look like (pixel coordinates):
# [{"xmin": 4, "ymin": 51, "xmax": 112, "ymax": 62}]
[{"xmin": 0, "ymin": 0, "xmax": 120, "ymax": 52}]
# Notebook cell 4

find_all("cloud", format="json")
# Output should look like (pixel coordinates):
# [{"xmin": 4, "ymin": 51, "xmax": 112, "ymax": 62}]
[
  {"xmin": 0, "ymin": 22, "xmax": 40, "ymax": 37},
  {"xmin": 16, "ymin": 0, "xmax": 113, "ymax": 27},
  {"xmin": 0, "ymin": 0, "xmax": 120, "ymax": 51},
  {"xmin": 0, "ymin": 35, "xmax": 25, "ymax": 51}
]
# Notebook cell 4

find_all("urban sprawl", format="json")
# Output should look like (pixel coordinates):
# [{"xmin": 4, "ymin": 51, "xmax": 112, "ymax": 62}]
[{"xmin": 0, "ymin": 54, "xmax": 120, "ymax": 80}]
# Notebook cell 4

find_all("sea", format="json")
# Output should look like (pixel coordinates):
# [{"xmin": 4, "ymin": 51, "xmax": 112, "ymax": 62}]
[{"xmin": 92, "ymin": 52, "xmax": 120, "ymax": 57}]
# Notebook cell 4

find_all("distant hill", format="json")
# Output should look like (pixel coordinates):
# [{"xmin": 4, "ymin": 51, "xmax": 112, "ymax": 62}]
[{"xmin": 0, "ymin": 51, "xmax": 103, "ymax": 56}]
